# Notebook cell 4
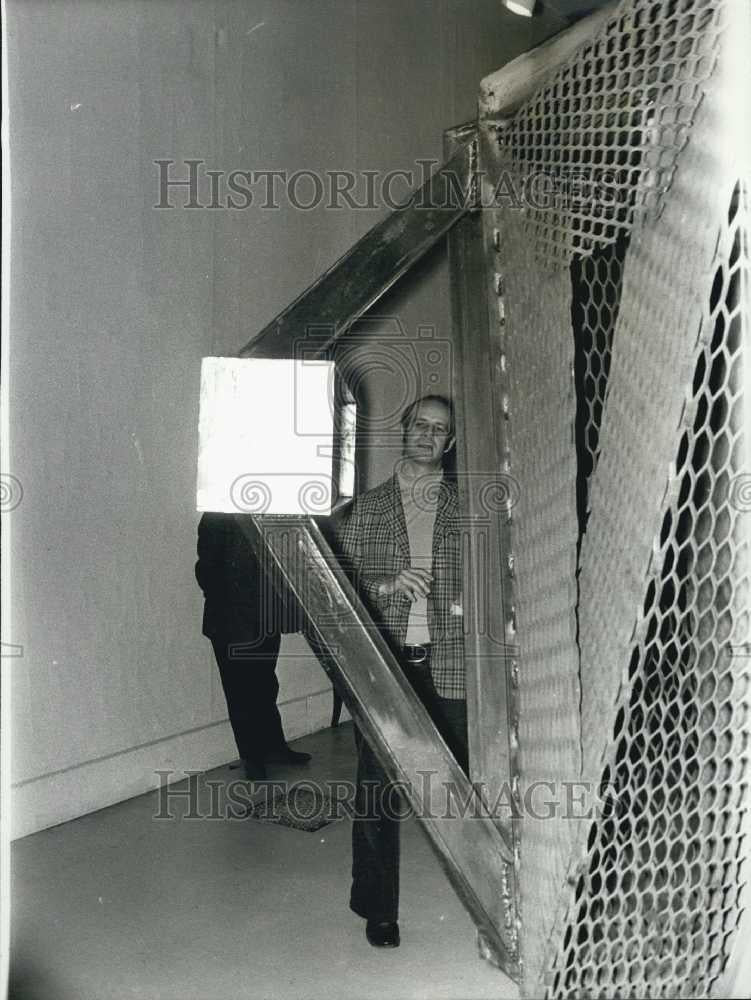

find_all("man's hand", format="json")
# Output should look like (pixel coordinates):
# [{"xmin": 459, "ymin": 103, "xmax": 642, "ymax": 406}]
[{"xmin": 376, "ymin": 568, "xmax": 433, "ymax": 602}]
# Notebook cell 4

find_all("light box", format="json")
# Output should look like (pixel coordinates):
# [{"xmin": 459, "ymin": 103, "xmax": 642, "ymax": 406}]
[{"xmin": 196, "ymin": 357, "xmax": 336, "ymax": 516}]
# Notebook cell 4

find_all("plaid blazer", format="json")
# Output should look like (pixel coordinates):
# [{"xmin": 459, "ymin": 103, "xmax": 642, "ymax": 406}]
[{"xmin": 337, "ymin": 474, "xmax": 465, "ymax": 699}]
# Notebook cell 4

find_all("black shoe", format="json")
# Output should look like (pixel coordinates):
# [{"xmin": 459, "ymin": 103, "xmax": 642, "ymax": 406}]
[
  {"xmin": 265, "ymin": 746, "xmax": 312, "ymax": 766},
  {"xmin": 243, "ymin": 758, "xmax": 268, "ymax": 781},
  {"xmin": 365, "ymin": 920, "xmax": 400, "ymax": 948}
]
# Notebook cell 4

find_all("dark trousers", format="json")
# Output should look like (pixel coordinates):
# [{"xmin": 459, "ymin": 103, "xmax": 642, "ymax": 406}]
[
  {"xmin": 350, "ymin": 649, "xmax": 468, "ymax": 923},
  {"xmin": 210, "ymin": 632, "xmax": 285, "ymax": 765}
]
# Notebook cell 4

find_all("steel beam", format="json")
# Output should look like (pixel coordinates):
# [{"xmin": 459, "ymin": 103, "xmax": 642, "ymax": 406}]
[
  {"xmin": 445, "ymin": 122, "xmax": 522, "ymax": 966},
  {"xmin": 234, "ymin": 512, "xmax": 520, "ymax": 979},
  {"xmin": 237, "ymin": 144, "xmax": 474, "ymax": 360},
  {"xmin": 479, "ymin": 3, "xmax": 617, "ymax": 119}
]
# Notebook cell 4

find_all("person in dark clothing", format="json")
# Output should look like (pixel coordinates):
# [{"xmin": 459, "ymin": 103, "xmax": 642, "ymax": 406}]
[{"xmin": 195, "ymin": 512, "xmax": 312, "ymax": 780}]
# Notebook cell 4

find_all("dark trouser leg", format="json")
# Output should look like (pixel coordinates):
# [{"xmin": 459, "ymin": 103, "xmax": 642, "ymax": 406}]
[
  {"xmin": 350, "ymin": 725, "xmax": 401, "ymax": 923},
  {"xmin": 350, "ymin": 653, "xmax": 468, "ymax": 923},
  {"xmin": 210, "ymin": 633, "xmax": 284, "ymax": 763},
  {"xmin": 428, "ymin": 695, "xmax": 468, "ymax": 775}
]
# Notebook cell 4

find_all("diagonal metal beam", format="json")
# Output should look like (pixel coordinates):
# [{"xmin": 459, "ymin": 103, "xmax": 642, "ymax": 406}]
[
  {"xmin": 234, "ymin": 512, "xmax": 520, "ymax": 979},
  {"xmin": 445, "ymin": 124, "xmax": 522, "ymax": 965},
  {"xmin": 238, "ymin": 142, "xmax": 475, "ymax": 360}
]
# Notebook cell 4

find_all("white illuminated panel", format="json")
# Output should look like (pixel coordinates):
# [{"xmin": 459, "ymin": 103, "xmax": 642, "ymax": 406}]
[{"xmin": 196, "ymin": 357, "xmax": 335, "ymax": 515}]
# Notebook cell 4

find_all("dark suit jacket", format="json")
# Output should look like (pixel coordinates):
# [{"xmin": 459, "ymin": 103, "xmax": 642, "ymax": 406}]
[{"xmin": 195, "ymin": 512, "xmax": 301, "ymax": 643}]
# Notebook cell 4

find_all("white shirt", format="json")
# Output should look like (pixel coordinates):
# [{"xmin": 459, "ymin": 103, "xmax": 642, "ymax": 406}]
[{"xmin": 397, "ymin": 469, "xmax": 441, "ymax": 644}]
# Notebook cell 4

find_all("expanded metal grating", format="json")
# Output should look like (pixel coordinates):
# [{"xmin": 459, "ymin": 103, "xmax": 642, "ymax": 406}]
[
  {"xmin": 571, "ymin": 233, "xmax": 630, "ymax": 532},
  {"xmin": 478, "ymin": 0, "xmax": 750, "ymax": 995},
  {"xmin": 547, "ymin": 179, "xmax": 750, "ymax": 999},
  {"xmin": 500, "ymin": 0, "xmax": 722, "ymax": 262}
]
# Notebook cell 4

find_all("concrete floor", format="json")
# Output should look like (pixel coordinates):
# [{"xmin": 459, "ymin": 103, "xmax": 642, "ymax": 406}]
[{"xmin": 10, "ymin": 723, "xmax": 519, "ymax": 1000}]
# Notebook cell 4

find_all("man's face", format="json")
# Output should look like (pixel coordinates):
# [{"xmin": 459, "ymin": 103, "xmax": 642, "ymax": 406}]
[{"xmin": 402, "ymin": 399, "xmax": 453, "ymax": 467}]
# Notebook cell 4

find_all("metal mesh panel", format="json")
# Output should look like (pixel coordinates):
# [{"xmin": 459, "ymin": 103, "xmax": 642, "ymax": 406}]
[
  {"xmin": 478, "ymin": 0, "xmax": 750, "ymax": 995},
  {"xmin": 546, "ymin": 177, "xmax": 750, "ymax": 999},
  {"xmin": 571, "ymin": 234, "xmax": 630, "ymax": 530},
  {"xmin": 500, "ymin": 0, "xmax": 722, "ymax": 262},
  {"xmin": 478, "ymin": 176, "xmax": 582, "ymax": 982}
]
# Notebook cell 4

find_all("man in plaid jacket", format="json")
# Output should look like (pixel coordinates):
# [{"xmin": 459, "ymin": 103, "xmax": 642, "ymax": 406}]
[{"xmin": 338, "ymin": 393, "xmax": 466, "ymax": 949}]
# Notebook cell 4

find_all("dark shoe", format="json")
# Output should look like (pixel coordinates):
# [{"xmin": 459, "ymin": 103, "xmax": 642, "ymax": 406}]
[
  {"xmin": 365, "ymin": 920, "xmax": 400, "ymax": 948},
  {"xmin": 243, "ymin": 758, "xmax": 268, "ymax": 781},
  {"xmin": 265, "ymin": 746, "xmax": 312, "ymax": 766}
]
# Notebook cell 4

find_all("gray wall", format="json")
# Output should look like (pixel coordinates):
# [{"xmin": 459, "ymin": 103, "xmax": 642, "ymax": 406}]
[{"xmin": 8, "ymin": 0, "xmax": 561, "ymax": 837}]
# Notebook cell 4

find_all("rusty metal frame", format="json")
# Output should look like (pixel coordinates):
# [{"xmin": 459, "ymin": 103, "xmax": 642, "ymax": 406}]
[
  {"xmin": 227, "ymin": 135, "xmax": 532, "ymax": 969},
  {"xmin": 445, "ymin": 122, "xmax": 522, "ymax": 963},
  {"xmin": 235, "ymin": 513, "xmax": 519, "ymax": 976}
]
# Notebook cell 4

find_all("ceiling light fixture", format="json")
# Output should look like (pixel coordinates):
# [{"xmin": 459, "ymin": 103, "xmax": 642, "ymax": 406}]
[{"xmin": 503, "ymin": 0, "xmax": 535, "ymax": 15}]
